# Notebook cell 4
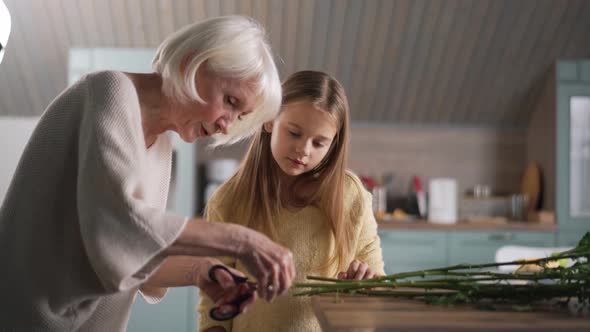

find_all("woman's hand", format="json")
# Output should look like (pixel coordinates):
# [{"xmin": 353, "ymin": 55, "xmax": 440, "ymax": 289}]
[
  {"xmin": 337, "ymin": 259, "xmax": 376, "ymax": 280},
  {"xmin": 168, "ymin": 219, "xmax": 296, "ymax": 303},
  {"xmin": 190, "ymin": 258, "xmax": 256, "ymax": 315},
  {"xmin": 235, "ymin": 228, "xmax": 296, "ymax": 302}
]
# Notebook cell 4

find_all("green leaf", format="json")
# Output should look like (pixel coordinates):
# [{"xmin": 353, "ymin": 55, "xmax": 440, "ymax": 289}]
[
  {"xmin": 576, "ymin": 232, "xmax": 590, "ymax": 249},
  {"xmin": 559, "ymin": 259, "xmax": 568, "ymax": 267}
]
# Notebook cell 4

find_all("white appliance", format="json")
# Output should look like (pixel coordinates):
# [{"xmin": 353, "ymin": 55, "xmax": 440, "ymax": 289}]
[{"xmin": 428, "ymin": 178, "xmax": 458, "ymax": 224}]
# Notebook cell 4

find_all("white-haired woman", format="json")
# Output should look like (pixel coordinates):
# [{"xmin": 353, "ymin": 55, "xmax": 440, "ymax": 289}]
[{"xmin": 0, "ymin": 16, "xmax": 294, "ymax": 331}]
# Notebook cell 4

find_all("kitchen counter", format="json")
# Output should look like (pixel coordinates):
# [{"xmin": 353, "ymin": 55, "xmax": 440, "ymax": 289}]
[
  {"xmin": 377, "ymin": 219, "xmax": 557, "ymax": 232},
  {"xmin": 312, "ymin": 294, "xmax": 589, "ymax": 331}
]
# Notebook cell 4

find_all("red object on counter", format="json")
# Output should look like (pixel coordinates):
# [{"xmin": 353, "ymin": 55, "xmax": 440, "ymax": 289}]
[
  {"xmin": 413, "ymin": 175, "xmax": 423, "ymax": 193},
  {"xmin": 360, "ymin": 175, "xmax": 375, "ymax": 190},
  {"xmin": 413, "ymin": 175, "xmax": 426, "ymax": 217}
]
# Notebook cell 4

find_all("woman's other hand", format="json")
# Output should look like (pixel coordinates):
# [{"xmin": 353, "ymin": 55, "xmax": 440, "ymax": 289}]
[
  {"xmin": 191, "ymin": 258, "xmax": 256, "ymax": 315},
  {"xmin": 236, "ymin": 228, "xmax": 296, "ymax": 302},
  {"xmin": 337, "ymin": 259, "xmax": 375, "ymax": 280}
]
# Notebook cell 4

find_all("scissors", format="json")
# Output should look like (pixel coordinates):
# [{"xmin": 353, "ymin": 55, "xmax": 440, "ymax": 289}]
[{"xmin": 208, "ymin": 264, "xmax": 258, "ymax": 321}]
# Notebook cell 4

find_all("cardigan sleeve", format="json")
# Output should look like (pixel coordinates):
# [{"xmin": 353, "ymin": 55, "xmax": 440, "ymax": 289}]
[{"xmin": 76, "ymin": 72, "xmax": 187, "ymax": 293}]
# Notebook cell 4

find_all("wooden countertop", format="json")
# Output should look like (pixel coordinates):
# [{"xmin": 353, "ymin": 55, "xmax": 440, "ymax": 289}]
[
  {"xmin": 312, "ymin": 295, "xmax": 589, "ymax": 331},
  {"xmin": 377, "ymin": 219, "xmax": 557, "ymax": 232}
]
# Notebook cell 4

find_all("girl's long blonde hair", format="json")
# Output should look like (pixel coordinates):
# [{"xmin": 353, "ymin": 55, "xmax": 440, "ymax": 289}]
[{"xmin": 208, "ymin": 70, "xmax": 352, "ymax": 271}]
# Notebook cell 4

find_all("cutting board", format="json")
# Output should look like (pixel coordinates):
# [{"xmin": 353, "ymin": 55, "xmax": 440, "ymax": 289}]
[
  {"xmin": 312, "ymin": 295, "xmax": 589, "ymax": 331},
  {"xmin": 521, "ymin": 161, "xmax": 543, "ymax": 213}
]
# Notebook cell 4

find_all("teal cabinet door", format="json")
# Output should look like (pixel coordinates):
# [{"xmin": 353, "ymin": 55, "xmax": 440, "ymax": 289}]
[
  {"xmin": 557, "ymin": 230, "xmax": 586, "ymax": 247},
  {"xmin": 448, "ymin": 231, "xmax": 555, "ymax": 266},
  {"xmin": 378, "ymin": 230, "xmax": 447, "ymax": 274},
  {"xmin": 127, "ymin": 288, "xmax": 198, "ymax": 332},
  {"xmin": 556, "ymin": 60, "xmax": 590, "ymax": 233}
]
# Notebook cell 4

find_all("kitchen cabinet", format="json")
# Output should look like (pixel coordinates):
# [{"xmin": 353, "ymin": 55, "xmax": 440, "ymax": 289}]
[
  {"xmin": 447, "ymin": 231, "xmax": 555, "ymax": 266},
  {"xmin": 557, "ymin": 230, "xmax": 586, "ymax": 247},
  {"xmin": 378, "ymin": 229, "xmax": 556, "ymax": 273},
  {"xmin": 127, "ymin": 289, "xmax": 196, "ymax": 332},
  {"xmin": 556, "ymin": 60, "xmax": 590, "ymax": 233},
  {"xmin": 528, "ymin": 60, "xmax": 590, "ymax": 237},
  {"xmin": 378, "ymin": 230, "xmax": 447, "ymax": 273}
]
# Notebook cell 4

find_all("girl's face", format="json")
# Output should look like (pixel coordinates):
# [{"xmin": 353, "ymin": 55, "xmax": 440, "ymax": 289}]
[{"xmin": 265, "ymin": 101, "xmax": 338, "ymax": 178}]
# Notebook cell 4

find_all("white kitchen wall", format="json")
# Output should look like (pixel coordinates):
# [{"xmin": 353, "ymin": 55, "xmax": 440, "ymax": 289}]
[{"xmin": 0, "ymin": 116, "xmax": 39, "ymax": 205}]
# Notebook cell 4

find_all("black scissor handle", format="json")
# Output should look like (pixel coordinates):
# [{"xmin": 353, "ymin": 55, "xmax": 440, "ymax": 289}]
[
  {"xmin": 209, "ymin": 291, "xmax": 255, "ymax": 321},
  {"xmin": 209, "ymin": 264, "xmax": 248, "ymax": 284},
  {"xmin": 208, "ymin": 265, "xmax": 257, "ymax": 321}
]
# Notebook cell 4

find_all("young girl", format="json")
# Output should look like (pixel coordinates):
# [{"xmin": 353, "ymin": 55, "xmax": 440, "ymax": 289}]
[{"xmin": 197, "ymin": 70, "xmax": 385, "ymax": 332}]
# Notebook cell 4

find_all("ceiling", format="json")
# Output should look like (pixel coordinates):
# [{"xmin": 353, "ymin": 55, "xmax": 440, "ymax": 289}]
[{"xmin": 1, "ymin": 0, "xmax": 590, "ymax": 126}]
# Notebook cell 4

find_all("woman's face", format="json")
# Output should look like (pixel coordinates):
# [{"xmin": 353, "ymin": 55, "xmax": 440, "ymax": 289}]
[
  {"xmin": 172, "ymin": 65, "xmax": 257, "ymax": 143},
  {"xmin": 265, "ymin": 101, "xmax": 338, "ymax": 178}
]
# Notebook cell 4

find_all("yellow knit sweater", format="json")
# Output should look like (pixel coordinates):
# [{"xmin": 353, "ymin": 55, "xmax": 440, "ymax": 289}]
[{"xmin": 197, "ymin": 172, "xmax": 385, "ymax": 332}]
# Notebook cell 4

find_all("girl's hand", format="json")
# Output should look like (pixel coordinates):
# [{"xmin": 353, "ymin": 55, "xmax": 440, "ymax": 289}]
[{"xmin": 337, "ymin": 259, "xmax": 375, "ymax": 280}]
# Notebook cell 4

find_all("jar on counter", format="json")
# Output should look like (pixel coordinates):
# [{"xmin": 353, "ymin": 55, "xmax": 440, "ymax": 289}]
[{"xmin": 372, "ymin": 185, "xmax": 387, "ymax": 214}]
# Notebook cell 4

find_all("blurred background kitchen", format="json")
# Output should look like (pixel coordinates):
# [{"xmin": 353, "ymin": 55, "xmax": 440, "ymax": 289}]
[{"xmin": 1, "ymin": 1, "xmax": 589, "ymax": 331}]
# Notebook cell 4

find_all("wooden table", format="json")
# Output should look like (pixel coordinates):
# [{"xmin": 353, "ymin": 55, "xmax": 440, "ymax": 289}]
[{"xmin": 312, "ymin": 295, "xmax": 590, "ymax": 331}]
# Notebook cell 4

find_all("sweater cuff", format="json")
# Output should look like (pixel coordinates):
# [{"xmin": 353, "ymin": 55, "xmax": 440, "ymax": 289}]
[
  {"xmin": 115, "ymin": 213, "xmax": 189, "ymax": 292},
  {"xmin": 138, "ymin": 285, "xmax": 169, "ymax": 304}
]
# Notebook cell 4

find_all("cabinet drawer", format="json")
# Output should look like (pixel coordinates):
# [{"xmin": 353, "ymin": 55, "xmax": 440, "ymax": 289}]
[
  {"xmin": 378, "ymin": 230, "xmax": 447, "ymax": 273},
  {"xmin": 557, "ymin": 231, "xmax": 586, "ymax": 247},
  {"xmin": 128, "ymin": 288, "xmax": 198, "ymax": 332},
  {"xmin": 448, "ymin": 231, "xmax": 555, "ymax": 266}
]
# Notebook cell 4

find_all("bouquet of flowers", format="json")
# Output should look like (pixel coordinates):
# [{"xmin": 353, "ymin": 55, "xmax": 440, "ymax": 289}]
[{"xmin": 294, "ymin": 233, "xmax": 590, "ymax": 311}]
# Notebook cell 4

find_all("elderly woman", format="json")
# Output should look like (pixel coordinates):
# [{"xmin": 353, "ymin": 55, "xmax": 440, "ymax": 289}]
[{"xmin": 0, "ymin": 16, "xmax": 295, "ymax": 331}]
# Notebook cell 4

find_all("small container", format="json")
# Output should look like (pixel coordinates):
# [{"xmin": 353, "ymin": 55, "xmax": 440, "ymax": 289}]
[
  {"xmin": 372, "ymin": 186, "xmax": 387, "ymax": 214},
  {"xmin": 459, "ymin": 195, "xmax": 511, "ymax": 220},
  {"xmin": 473, "ymin": 184, "xmax": 491, "ymax": 198},
  {"xmin": 510, "ymin": 194, "xmax": 529, "ymax": 221}
]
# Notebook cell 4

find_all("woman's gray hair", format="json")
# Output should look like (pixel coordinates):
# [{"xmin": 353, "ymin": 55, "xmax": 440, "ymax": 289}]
[{"xmin": 152, "ymin": 15, "xmax": 281, "ymax": 146}]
